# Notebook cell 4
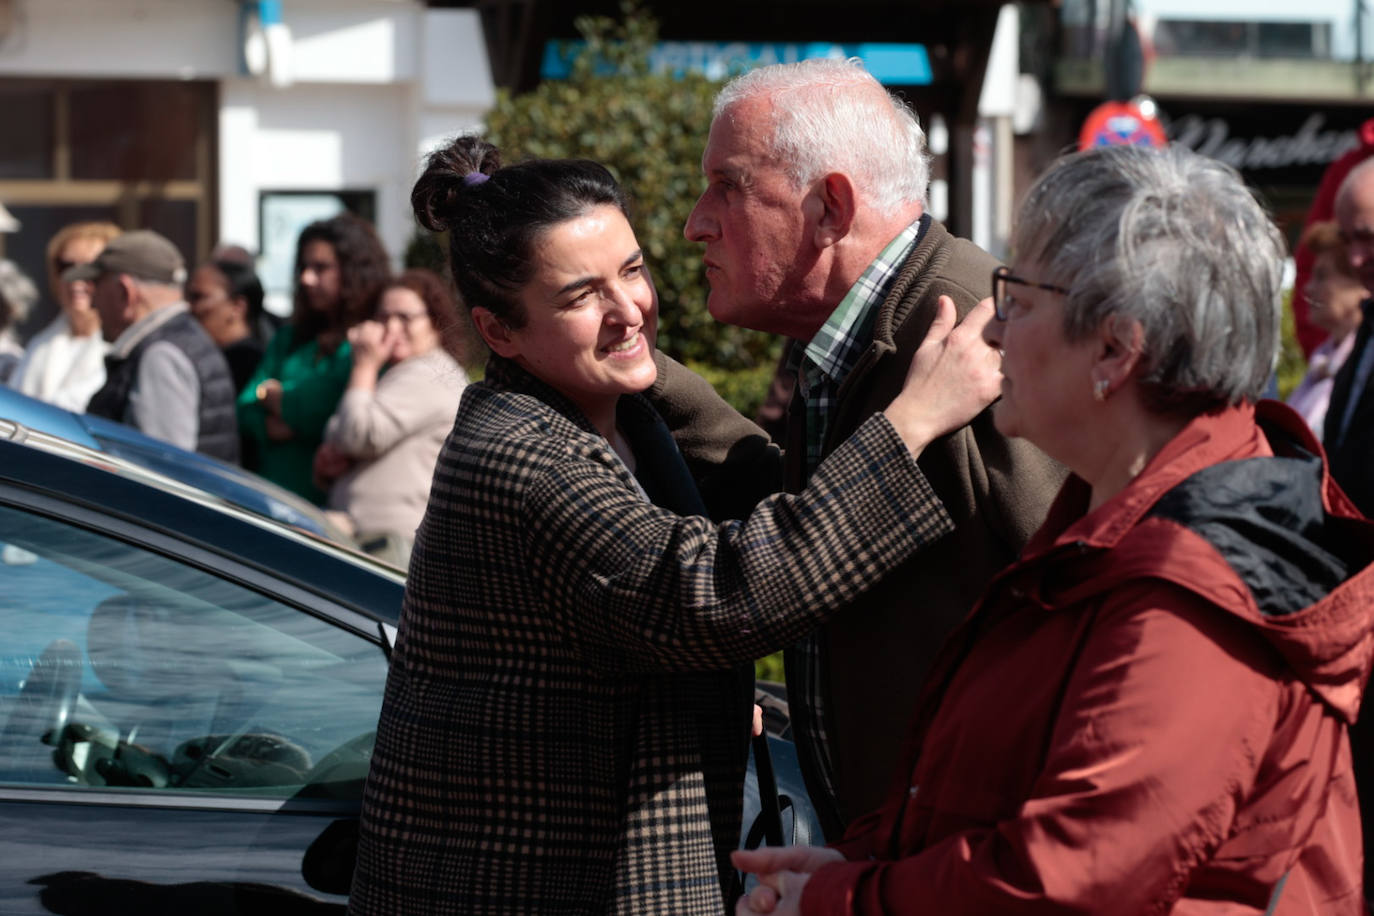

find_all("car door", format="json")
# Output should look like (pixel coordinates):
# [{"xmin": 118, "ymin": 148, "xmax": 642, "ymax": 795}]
[{"xmin": 0, "ymin": 495, "xmax": 393, "ymax": 915}]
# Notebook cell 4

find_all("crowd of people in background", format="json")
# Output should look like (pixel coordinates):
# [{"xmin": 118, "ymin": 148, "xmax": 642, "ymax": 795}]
[{"xmin": 0, "ymin": 208, "xmax": 475, "ymax": 564}]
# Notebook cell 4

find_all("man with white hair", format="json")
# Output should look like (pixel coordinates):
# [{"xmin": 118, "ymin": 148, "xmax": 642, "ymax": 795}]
[
  {"xmin": 1325, "ymin": 158, "xmax": 1374, "ymax": 516},
  {"xmin": 680, "ymin": 59, "xmax": 1064, "ymax": 836},
  {"xmin": 73, "ymin": 230, "xmax": 239, "ymax": 462}
]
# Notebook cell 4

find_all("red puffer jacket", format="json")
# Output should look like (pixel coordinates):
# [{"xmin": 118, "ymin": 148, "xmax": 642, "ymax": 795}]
[{"xmin": 804, "ymin": 401, "xmax": 1374, "ymax": 915}]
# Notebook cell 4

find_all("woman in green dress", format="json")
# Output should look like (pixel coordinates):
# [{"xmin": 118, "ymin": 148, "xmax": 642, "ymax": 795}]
[{"xmin": 237, "ymin": 213, "xmax": 390, "ymax": 502}]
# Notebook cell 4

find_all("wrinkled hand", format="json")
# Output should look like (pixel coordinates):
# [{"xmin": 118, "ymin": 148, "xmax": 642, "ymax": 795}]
[
  {"xmin": 735, "ymin": 874, "xmax": 802, "ymax": 916},
  {"xmin": 348, "ymin": 320, "xmax": 393, "ymax": 372},
  {"xmin": 884, "ymin": 295, "xmax": 1002, "ymax": 459},
  {"xmin": 731, "ymin": 847, "xmax": 844, "ymax": 915},
  {"xmin": 313, "ymin": 442, "xmax": 352, "ymax": 489},
  {"xmin": 264, "ymin": 414, "xmax": 294, "ymax": 442}
]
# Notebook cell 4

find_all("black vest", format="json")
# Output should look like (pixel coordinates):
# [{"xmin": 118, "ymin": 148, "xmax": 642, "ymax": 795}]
[{"xmin": 87, "ymin": 309, "xmax": 241, "ymax": 463}]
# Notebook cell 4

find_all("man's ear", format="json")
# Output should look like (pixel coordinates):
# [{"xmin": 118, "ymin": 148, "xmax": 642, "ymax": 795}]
[
  {"xmin": 116, "ymin": 274, "xmax": 140, "ymax": 314},
  {"xmin": 472, "ymin": 307, "xmax": 520, "ymax": 359},
  {"xmin": 810, "ymin": 172, "xmax": 857, "ymax": 250}
]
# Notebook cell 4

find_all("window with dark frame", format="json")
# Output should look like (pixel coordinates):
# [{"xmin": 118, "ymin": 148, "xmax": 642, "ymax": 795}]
[{"xmin": 0, "ymin": 79, "xmax": 216, "ymax": 343}]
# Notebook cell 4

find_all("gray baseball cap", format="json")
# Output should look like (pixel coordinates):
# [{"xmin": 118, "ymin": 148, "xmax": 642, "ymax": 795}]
[{"xmin": 64, "ymin": 230, "xmax": 187, "ymax": 285}]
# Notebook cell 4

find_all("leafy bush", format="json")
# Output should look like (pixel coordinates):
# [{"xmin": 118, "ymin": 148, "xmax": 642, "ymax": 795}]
[
  {"xmin": 482, "ymin": 3, "xmax": 781, "ymax": 372},
  {"xmin": 1276, "ymin": 288, "xmax": 1306, "ymax": 400},
  {"xmin": 684, "ymin": 360, "xmax": 778, "ymax": 419},
  {"xmin": 755, "ymin": 651, "xmax": 785, "ymax": 683}
]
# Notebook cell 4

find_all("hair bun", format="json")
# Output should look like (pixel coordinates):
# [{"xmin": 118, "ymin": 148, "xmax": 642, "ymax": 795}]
[{"xmin": 412, "ymin": 136, "xmax": 502, "ymax": 233}]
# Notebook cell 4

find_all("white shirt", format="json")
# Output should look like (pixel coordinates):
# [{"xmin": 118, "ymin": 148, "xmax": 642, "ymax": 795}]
[{"xmin": 8, "ymin": 313, "xmax": 109, "ymax": 412}]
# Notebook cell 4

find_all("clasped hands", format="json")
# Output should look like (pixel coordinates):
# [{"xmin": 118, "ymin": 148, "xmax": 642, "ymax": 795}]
[
  {"xmin": 312, "ymin": 441, "xmax": 354, "ymax": 490},
  {"xmin": 731, "ymin": 846, "xmax": 845, "ymax": 915}
]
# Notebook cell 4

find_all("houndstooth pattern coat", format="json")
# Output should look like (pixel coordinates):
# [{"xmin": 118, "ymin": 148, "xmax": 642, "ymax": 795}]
[{"xmin": 348, "ymin": 356, "xmax": 950, "ymax": 915}]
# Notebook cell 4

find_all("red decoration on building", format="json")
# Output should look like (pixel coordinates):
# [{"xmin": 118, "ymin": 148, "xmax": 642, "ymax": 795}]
[{"xmin": 1079, "ymin": 100, "xmax": 1167, "ymax": 151}]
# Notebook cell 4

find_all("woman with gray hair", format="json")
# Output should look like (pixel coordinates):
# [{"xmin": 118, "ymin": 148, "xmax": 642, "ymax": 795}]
[
  {"xmin": 733, "ymin": 144, "xmax": 1374, "ymax": 915},
  {"xmin": 0, "ymin": 260, "xmax": 38, "ymax": 385}
]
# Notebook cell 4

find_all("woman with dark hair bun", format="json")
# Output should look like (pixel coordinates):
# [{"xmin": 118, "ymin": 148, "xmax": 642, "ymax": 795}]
[
  {"xmin": 349, "ymin": 136, "xmax": 1004, "ymax": 914},
  {"xmin": 237, "ymin": 213, "xmax": 390, "ymax": 502}
]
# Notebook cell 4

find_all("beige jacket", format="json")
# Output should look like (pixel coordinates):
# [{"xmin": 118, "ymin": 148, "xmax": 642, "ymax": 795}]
[{"xmin": 324, "ymin": 348, "xmax": 466, "ymax": 541}]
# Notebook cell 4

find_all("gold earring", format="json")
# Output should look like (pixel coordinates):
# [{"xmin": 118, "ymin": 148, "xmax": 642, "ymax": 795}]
[{"xmin": 1093, "ymin": 378, "xmax": 1110, "ymax": 401}]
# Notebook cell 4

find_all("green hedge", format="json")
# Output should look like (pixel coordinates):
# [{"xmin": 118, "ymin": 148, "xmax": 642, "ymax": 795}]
[
  {"xmin": 1276, "ymin": 289, "xmax": 1305, "ymax": 400},
  {"xmin": 683, "ymin": 360, "xmax": 779, "ymax": 419}
]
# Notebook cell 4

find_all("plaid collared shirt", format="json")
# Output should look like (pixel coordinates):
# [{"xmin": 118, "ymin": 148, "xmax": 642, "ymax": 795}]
[
  {"xmin": 788, "ymin": 215, "xmax": 927, "ymax": 822},
  {"xmin": 793, "ymin": 217, "xmax": 927, "ymax": 476}
]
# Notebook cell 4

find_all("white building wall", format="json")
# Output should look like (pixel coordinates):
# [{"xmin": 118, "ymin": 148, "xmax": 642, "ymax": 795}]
[
  {"xmin": 218, "ymin": 80, "xmax": 414, "ymax": 261},
  {"xmin": 0, "ymin": 0, "xmax": 238, "ymax": 79},
  {"xmin": 418, "ymin": 9, "xmax": 497, "ymax": 156},
  {"xmin": 0, "ymin": 0, "xmax": 495, "ymax": 267}
]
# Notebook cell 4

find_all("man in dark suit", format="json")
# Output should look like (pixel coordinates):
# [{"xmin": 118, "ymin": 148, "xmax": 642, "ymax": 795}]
[
  {"xmin": 1324, "ymin": 159, "xmax": 1374, "ymax": 515},
  {"xmin": 1319, "ymin": 154, "xmax": 1374, "ymax": 903}
]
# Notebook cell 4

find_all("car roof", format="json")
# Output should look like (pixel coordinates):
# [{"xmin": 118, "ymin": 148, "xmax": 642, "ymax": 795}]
[
  {"xmin": 0, "ymin": 385, "xmax": 346, "ymax": 541},
  {"xmin": 0, "ymin": 419, "xmax": 405, "ymax": 623}
]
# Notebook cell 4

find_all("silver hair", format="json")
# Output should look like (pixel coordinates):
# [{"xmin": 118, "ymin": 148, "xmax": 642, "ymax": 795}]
[
  {"xmin": 0, "ymin": 260, "xmax": 37, "ymax": 329},
  {"xmin": 1336, "ymin": 156, "xmax": 1374, "ymax": 211},
  {"xmin": 1011, "ymin": 144, "xmax": 1285, "ymax": 411},
  {"xmin": 713, "ymin": 58, "xmax": 930, "ymax": 217}
]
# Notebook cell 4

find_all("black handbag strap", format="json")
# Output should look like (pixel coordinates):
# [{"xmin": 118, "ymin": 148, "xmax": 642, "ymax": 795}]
[{"xmin": 751, "ymin": 732, "xmax": 785, "ymax": 847}]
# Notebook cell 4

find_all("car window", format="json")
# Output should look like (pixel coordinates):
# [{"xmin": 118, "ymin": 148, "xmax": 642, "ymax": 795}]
[{"xmin": 0, "ymin": 503, "xmax": 387, "ymax": 799}]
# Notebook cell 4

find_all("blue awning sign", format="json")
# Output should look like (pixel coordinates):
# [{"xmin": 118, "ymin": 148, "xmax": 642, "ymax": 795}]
[{"xmin": 540, "ymin": 40, "xmax": 933, "ymax": 86}]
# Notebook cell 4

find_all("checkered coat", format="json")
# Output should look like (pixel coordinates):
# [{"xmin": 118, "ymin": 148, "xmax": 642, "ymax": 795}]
[{"xmin": 349, "ymin": 357, "xmax": 948, "ymax": 915}]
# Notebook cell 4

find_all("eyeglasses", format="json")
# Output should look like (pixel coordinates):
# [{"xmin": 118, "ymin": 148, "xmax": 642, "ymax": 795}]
[{"xmin": 991, "ymin": 266, "xmax": 1070, "ymax": 320}]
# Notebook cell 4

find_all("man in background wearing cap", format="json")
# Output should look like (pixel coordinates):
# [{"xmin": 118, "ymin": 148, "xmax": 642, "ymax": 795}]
[{"xmin": 75, "ymin": 230, "xmax": 240, "ymax": 462}]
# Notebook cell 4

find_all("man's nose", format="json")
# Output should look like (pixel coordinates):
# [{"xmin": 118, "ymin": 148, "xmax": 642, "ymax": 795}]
[{"xmin": 684, "ymin": 196, "xmax": 716, "ymax": 243}]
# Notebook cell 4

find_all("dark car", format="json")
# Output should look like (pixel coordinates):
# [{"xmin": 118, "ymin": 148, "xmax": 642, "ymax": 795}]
[
  {"xmin": 0, "ymin": 419, "xmax": 815, "ymax": 914},
  {"xmin": 0, "ymin": 386, "xmax": 348, "ymax": 542}
]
